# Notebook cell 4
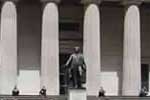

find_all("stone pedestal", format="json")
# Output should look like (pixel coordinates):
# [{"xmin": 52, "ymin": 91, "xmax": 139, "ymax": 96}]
[{"xmin": 68, "ymin": 89, "xmax": 86, "ymax": 100}]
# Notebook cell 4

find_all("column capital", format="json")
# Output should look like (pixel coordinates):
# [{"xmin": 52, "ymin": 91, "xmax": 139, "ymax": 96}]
[
  {"xmin": 40, "ymin": 0, "xmax": 61, "ymax": 4},
  {"xmin": 40, "ymin": 0, "xmax": 60, "ymax": 13},
  {"xmin": 81, "ymin": 0, "xmax": 102, "ymax": 5},
  {"xmin": 121, "ymin": 0, "xmax": 142, "ymax": 6}
]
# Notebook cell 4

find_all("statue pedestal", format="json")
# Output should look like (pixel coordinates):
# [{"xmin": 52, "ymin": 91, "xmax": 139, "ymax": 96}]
[{"xmin": 68, "ymin": 88, "xmax": 86, "ymax": 100}]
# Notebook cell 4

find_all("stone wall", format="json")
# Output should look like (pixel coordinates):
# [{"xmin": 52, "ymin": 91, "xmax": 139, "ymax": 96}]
[
  {"xmin": 16, "ymin": 3, "xmax": 150, "ymax": 95},
  {"xmin": 101, "ymin": 5, "xmax": 124, "ymax": 95},
  {"xmin": 18, "ymin": 3, "xmax": 42, "ymax": 70}
]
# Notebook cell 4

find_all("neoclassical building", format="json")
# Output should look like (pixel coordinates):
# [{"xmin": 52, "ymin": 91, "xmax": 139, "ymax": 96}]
[{"xmin": 0, "ymin": 0, "xmax": 150, "ymax": 96}]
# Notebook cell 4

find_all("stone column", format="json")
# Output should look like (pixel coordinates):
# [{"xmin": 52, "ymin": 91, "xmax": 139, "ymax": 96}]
[
  {"xmin": 122, "ymin": 1, "xmax": 141, "ymax": 96},
  {"xmin": 40, "ymin": 0, "xmax": 60, "ymax": 95},
  {"xmin": 0, "ymin": 0, "xmax": 17, "ymax": 94},
  {"xmin": 83, "ymin": 0, "xmax": 101, "ymax": 95}
]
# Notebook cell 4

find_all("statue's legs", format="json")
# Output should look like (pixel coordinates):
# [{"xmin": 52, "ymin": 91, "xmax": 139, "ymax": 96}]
[
  {"xmin": 77, "ymin": 71, "xmax": 82, "ymax": 88},
  {"xmin": 71, "ymin": 68, "xmax": 82, "ymax": 88},
  {"xmin": 71, "ymin": 69, "xmax": 78, "ymax": 88}
]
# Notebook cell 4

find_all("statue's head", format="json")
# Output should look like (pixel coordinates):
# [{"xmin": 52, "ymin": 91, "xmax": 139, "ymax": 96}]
[{"xmin": 74, "ymin": 46, "xmax": 80, "ymax": 53}]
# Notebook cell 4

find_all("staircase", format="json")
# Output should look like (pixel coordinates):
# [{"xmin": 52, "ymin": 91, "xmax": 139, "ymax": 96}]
[
  {"xmin": 87, "ymin": 96, "xmax": 150, "ymax": 100},
  {"xmin": 0, "ymin": 95, "xmax": 67, "ymax": 100},
  {"xmin": 0, "ymin": 95, "xmax": 150, "ymax": 100}
]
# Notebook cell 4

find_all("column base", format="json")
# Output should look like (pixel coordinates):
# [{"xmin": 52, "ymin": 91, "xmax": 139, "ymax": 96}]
[
  {"xmin": 68, "ymin": 88, "xmax": 86, "ymax": 100},
  {"xmin": 122, "ymin": 90, "xmax": 140, "ymax": 96}
]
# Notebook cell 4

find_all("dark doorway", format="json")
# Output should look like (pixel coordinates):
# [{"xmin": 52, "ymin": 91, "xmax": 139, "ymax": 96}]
[
  {"xmin": 141, "ymin": 64, "xmax": 149, "ymax": 90},
  {"xmin": 59, "ymin": 53, "xmax": 70, "ymax": 95}
]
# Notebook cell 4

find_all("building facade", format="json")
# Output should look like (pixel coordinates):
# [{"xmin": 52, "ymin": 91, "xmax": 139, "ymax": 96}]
[{"xmin": 0, "ymin": 0, "xmax": 150, "ymax": 96}]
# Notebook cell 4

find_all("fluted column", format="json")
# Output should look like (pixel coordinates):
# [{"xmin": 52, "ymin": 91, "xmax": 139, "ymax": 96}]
[
  {"xmin": 83, "ymin": 1, "xmax": 101, "ymax": 95},
  {"xmin": 41, "ymin": 0, "xmax": 60, "ymax": 95},
  {"xmin": 0, "ymin": 0, "xmax": 17, "ymax": 94},
  {"xmin": 122, "ymin": 1, "xmax": 141, "ymax": 96}
]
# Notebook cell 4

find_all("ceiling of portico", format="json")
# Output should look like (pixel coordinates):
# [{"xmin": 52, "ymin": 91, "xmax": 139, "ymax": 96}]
[
  {"xmin": 102, "ymin": 0, "xmax": 149, "ymax": 2},
  {"xmin": 1, "ymin": 0, "xmax": 150, "ymax": 5},
  {"xmin": 60, "ymin": 0, "xmax": 150, "ymax": 4},
  {"xmin": 17, "ymin": 0, "xmax": 41, "ymax": 5},
  {"xmin": 143, "ymin": 0, "xmax": 150, "ymax": 3}
]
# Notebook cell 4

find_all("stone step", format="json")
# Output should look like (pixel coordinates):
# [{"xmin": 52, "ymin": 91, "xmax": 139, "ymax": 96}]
[
  {"xmin": 87, "ymin": 96, "xmax": 150, "ymax": 100},
  {"xmin": 0, "ymin": 95, "xmax": 150, "ymax": 100},
  {"xmin": 0, "ymin": 95, "xmax": 67, "ymax": 100}
]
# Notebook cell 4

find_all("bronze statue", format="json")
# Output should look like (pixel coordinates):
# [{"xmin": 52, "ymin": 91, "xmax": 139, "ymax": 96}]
[{"xmin": 65, "ymin": 46, "xmax": 86, "ymax": 89}]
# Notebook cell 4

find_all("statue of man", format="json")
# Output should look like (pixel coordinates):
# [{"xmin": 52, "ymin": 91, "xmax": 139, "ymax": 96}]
[{"xmin": 65, "ymin": 46, "xmax": 86, "ymax": 88}]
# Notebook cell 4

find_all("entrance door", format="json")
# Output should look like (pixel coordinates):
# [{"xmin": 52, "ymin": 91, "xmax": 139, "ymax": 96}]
[
  {"xmin": 141, "ymin": 64, "xmax": 149, "ymax": 90},
  {"xmin": 59, "ymin": 53, "xmax": 70, "ymax": 95}
]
